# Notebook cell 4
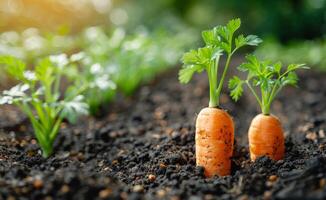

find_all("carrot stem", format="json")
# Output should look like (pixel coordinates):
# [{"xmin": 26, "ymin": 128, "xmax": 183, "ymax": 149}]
[
  {"xmin": 208, "ymin": 57, "xmax": 219, "ymax": 107},
  {"xmin": 215, "ymin": 54, "xmax": 232, "ymax": 106},
  {"xmin": 246, "ymin": 81, "xmax": 262, "ymax": 108}
]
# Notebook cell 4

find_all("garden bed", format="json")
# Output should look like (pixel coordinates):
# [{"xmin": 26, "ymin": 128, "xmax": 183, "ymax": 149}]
[{"xmin": 0, "ymin": 69, "xmax": 325, "ymax": 200}]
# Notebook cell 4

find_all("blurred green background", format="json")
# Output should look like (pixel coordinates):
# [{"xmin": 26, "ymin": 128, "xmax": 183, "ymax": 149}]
[{"xmin": 0, "ymin": 0, "xmax": 325, "ymax": 69}]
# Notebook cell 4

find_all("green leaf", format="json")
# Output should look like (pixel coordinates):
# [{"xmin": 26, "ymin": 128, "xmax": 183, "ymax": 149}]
[
  {"xmin": 0, "ymin": 84, "xmax": 30, "ymax": 104},
  {"xmin": 198, "ymin": 46, "xmax": 222, "ymax": 61},
  {"xmin": 281, "ymin": 72, "xmax": 298, "ymax": 87},
  {"xmin": 0, "ymin": 55, "xmax": 26, "ymax": 81},
  {"xmin": 220, "ymin": 42, "xmax": 230, "ymax": 53},
  {"xmin": 60, "ymin": 95, "xmax": 89, "ymax": 124},
  {"xmin": 235, "ymin": 35, "xmax": 262, "ymax": 49},
  {"xmin": 245, "ymin": 35, "xmax": 262, "ymax": 46},
  {"xmin": 226, "ymin": 18, "xmax": 241, "ymax": 35},
  {"xmin": 238, "ymin": 54, "xmax": 260, "ymax": 77},
  {"xmin": 287, "ymin": 63, "xmax": 308, "ymax": 72},
  {"xmin": 202, "ymin": 28, "xmax": 220, "ymax": 46},
  {"xmin": 216, "ymin": 26, "xmax": 228, "ymax": 41},
  {"xmin": 182, "ymin": 50, "xmax": 199, "ymax": 65},
  {"xmin": 228, "ymin": 76, "xmax": 244, "ymax": 101},
  {"xmin": 235, "ymin": 35, "xmax": 247, "ymax": 49},
  {"xmin": 178, "ymin": 65, "xmax": 204, "ymax": 84},
  {"xmin": 49, "ymin": 54, "xmax": 69, "ymax": 69},
  {"xmin": 257, "ymin": 77, "xmax": 270, "ymax": 91},
  {"xmin": 273, "ymin": 62, "xmax": 282, "ymax": 74}
]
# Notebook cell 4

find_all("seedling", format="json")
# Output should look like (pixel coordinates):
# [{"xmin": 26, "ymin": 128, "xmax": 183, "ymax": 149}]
[
  {"xmin": 178, "ymin": 18, "xmax": 261, "ymax": 177},
  {"xmin": 229, "ymin": 54, "xmax": 308, "ymax": 160},
  {"xmin": 69, "ymin": 52, "xmax": 117, "ymax": 115},
  {"xmin": 0, "ymin": 55, "xmax": 89, "ymax": 158}
]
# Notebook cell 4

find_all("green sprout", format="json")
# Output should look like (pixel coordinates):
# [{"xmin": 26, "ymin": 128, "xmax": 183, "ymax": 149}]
[
  {"xmin": 179, "ymin": 18, "xmax": 262, "ymax": 107},
  {"xmin": 229, "ymin": 54, "xmax": 309, "ymax": 115},
  {"xmin": 0, "ymin": 55, "xmax": 89, "ymax": 158}
]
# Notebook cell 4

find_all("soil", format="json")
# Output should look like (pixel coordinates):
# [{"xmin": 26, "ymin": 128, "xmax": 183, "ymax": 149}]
[{"xmin": 0, "ymin": 68, "xmax": 325, "ymax": 200}]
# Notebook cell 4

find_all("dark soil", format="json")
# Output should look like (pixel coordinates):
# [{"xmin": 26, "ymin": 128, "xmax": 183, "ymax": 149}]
[{"xmin": 0, "ymin": 69, "xmax": 325, "ymax": 200}]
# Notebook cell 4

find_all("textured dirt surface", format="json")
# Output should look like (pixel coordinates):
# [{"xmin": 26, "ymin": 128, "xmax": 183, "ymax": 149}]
[{"xmin": 0, "ymin": 69, "xmax": 325, "ymax": 200}]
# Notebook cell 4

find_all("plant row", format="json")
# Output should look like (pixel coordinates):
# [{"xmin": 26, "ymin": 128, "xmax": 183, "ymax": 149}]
[{"xmin": 0, "ymin": 27, "xmax": 194, "ymax": 157}]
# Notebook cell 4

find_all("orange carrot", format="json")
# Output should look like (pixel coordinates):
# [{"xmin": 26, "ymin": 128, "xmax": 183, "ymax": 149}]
[
  {"xmin": 229, "ymin": 55, "xmax": 307, "ymax": 161},
  {"xmin": 196, "ymin": 107, "xmax": 234, "ymax": 177},
  {"xmin": 248, "ymin": 114, "xmax": 284, "ymax": 161},
  {"xmin": 179, "ymin": 19, "xmax": 261, "ymax": 177}
]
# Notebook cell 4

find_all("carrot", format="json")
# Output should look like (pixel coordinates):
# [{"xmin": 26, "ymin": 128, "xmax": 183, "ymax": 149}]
[
  {"xmin": 179, "ymin": 19, "xmax": 261, "ymax": 177},
  {"xmin": 196, "ymin": 107, "xmax": 234, "ymax": 177},
  {"xmin": 248, "ymin": 114, "xmax": 284, "ymax": 161},
  {"xmin": 229, "ymin": 55, "xmax": 308, "ymax": 161}
]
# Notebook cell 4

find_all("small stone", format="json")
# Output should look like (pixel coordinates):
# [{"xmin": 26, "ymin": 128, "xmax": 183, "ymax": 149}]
[
  {"xmin": 263, "ymin": 191, "xmax": 272, "ymax": 200},
  {"xmin": 99, "ymin": 188, "xmax": 112, "ymax": 199},
  {"xmin": 109, "ymin": 131, "xmax": 118, "ymax": 138},
  {"xmin": 33, "ymin": 179, "xmax": 43, "ymax": 189},
  {"xmin": 319, "ymin": 178, "xmax": 326, "ymax": 188},
  {"xmin": 165, "ymin": 128, "xmax": 174, "ymax": 135},
  {"xmin": 98, "ymin": 160, "xmax": 105, "ymax": 167},
  {"xmin": 154, "ymin": 109, "xmax": 164, "ymax": 120},
  {"xmin": 204, "ymin": 194, "xmax": 214, "ymax": 200},
  {"xmin": 306, "ymin": 132, "xmax": 317, "ymax": 141},
  {"xmin": 318, "ymin": 130, "xmax": 325, "ymax": 138},
  {"xmin": 157, "ymin": 189, "xmax": 166, "ymax": 198},
  {"xmin": 238, "ymin": 194, "xmax": 249, "ymax": 200},
  {"xmin": 60, "ymin": 185, "xmax": 70, "ymax": 193},
  {"xmin": 20, "ymin": 140, "xmax": 28, "ymax": 147},
  {"xmin": 148, "ymin": 174, "xmax": 156, "ymax": 182},
  {"xmin": 133, "ymin": 185, "xmax": 144, "ymax": 193},
  {"xmin": 268, "ymin": 175, "xmax": 278, "ymax": 182},
  {"xmin": 298, "ymin": 123, "xmax": 314, "ymax": 132},
  {"xmin": 112, "ymin": 160, "xmax": 119, "ymax": 165},
  {"xmin": 120, "ymin": 192, "xmax": 128, "ymax": 199},
  {"xmin": 170, "ymin": 196, "xmax": 180, "ymax": 200},
  {"xmin": 266, "ymin": 181, "xmax": 274, "ymax": 187},
  {"xmin": 159, "ymin": 163, "xmax": 167, "ymax": 169},
  {"xmin": 77, "ymin": 152, "xmax": 84, "ymax": 161}
]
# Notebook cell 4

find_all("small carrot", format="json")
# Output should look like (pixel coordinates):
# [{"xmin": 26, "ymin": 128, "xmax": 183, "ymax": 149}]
[
  {"xmin": 229, "ymin": 55, "xmax": 308, "ymax": 161},
  {"xmin": 179, "ymin": 19, "xmax": 261, "ymax": 177},
  {"xmin": 248, "ymin": 114, "xmax": 284, "ymax": 161}
]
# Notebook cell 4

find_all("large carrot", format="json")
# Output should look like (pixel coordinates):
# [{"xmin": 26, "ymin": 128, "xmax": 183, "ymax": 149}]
[
  {"xmin": 229, "ymin": 55, "xmax": 308, "ymax": 161},
  {"xmin": 196, "ymin": 108, "xmax": 234, "ymax": 176},
  {"xmin": 179, "ymin": 19, "xmax": 261, "ymax": 177}
]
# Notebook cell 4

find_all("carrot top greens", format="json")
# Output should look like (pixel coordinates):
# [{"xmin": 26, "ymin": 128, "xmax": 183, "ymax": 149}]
[
  {"xmin": 0, "ymin": 55, "xmax": 89, "ymax": 158},
  {"xmin": 229, "ymin": 54, "xmax": 309, "ymax": 115},
  {"xmin": 179, "ymin": 18, "xmax": 262, "ymax": 108}
]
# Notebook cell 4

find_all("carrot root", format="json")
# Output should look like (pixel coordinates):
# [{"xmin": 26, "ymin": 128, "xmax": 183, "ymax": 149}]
[
  {"xmin": 195, "ymin": 107, "xmax": 234, "ymax": 177},
  {"xmin": 248, "ymin": 114, "xmax": 285, "ymax": 161}
]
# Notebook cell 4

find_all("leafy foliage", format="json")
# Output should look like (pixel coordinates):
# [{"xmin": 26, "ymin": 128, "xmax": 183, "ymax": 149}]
[
  {"xmin": 179, "ymin": 18, "xmax": 261, "ymax": 107},
  {"xmin": 229, "ymin": 54, "xmax": 308, "ymax": 114},
  {"xmin": 80, "ymin": 27, "xmax": 194, "ymax": 108},
  {"xmin": 0, "ymin": 55, "xmax": 89, "ymax": 157}
]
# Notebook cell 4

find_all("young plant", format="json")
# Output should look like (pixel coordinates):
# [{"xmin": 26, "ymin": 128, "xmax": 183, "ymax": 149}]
[
  {"xmin": 69, "ymin": 52, "xmax": 117, "ymax": 115},
  {"xmin": 0, "ymin": 55, "xmax": 89, "ymax": 158},
  {"xmin": 229, "ymin": 54, "xmax": 308, "ymax": 161},
  {"xmin": 178, "ymin": 18, "xmax": 261, "ymax": 177}
]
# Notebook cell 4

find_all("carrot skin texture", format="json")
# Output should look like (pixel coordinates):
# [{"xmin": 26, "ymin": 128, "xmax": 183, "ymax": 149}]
[
  {"xmin": 248, "ymin": 114, "xmax": 285, "ymax": 161},
  {"xmin": 195, "ymin": 107, "xmax": 234, "ymax": 177}
]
